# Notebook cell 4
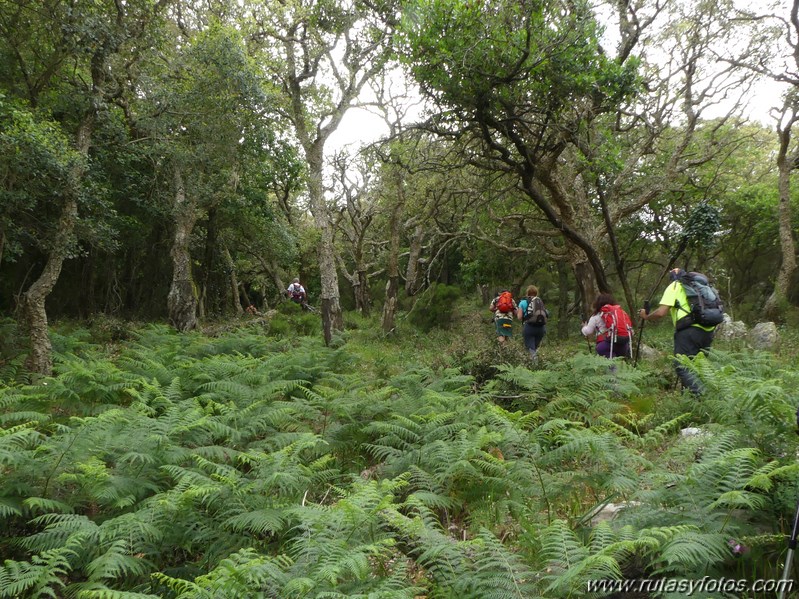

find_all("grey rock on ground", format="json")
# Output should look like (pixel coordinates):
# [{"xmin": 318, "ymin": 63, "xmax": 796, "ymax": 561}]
[
  {"xmin": 749, "ymin": 321, "xmax": 778, "ymax": 350},
  {"xmin": 637, "ymin": 344, "xmax": 662, "ymax": 360},
  {"xmin": 715, "ymin": 313, "xmax": 747, "ymax": 341}
]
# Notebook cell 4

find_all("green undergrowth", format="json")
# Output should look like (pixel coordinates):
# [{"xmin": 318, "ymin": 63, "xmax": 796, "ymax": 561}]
[{"xmin": 1, "ymin": 310, "xmax": 799, "ymax": 598}]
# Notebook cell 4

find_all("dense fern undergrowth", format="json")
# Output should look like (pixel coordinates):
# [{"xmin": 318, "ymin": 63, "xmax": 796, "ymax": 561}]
[{"xmin": 2, "ymin": 308, "xmax": 799, "ymax": 598}]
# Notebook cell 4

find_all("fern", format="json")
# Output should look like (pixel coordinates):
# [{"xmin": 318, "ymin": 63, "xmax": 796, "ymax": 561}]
[
  {"xmin": 469, "ymin": 529, "xmax": 539, "ymax": 599},
  {"xmin": 85, "ymin": 539, "xmax": 151, "ymax": 582},
  {"xmin": 76, "ymin": 589, "xmax": 160, "ymax": 599},
  {"xmin": 4, "ymin": 324, "xmax": 798, "ymax": 596},
  {"xmin": 0, "ymin": 547, "xmax": 74, "ymax": 598},
  {"xmin": 153, "ymin": 549, "xmax": 292, "ymax": 598}
]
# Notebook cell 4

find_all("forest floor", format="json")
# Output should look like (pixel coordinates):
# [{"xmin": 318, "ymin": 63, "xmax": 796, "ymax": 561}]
[{"xmin": 1, "ymin": 304, "xmax": 799, "ymax": 597}]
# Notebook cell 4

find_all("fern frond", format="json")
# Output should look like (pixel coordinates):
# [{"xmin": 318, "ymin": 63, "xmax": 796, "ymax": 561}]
[
  {"xmin": 0, "ymin": 547, "xmax": 73, "ymax": 599},
  {"xmin": 85, "ymin": 539, "xmax": 150, "ymax": 582},
  {"xmin": 73, "ymin": 588, "xmax": 160, "ymax": 599},
  {"xmin": 654, "ymin": 531, "xmax": 730, "ymax": 575},
  {"xmin": 223, "ymin": 508, "xmax": 286, "ymax": 536}
]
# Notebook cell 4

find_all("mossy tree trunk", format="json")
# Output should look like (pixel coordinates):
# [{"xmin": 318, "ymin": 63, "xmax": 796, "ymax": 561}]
[
  {"xmin": 765, "ymin": 106, "xmax": 798, "ymax": 320},
  {"xmin": 167, "ymin": 168, "xmax": 199, "ymax": 332},
  {"xmin": 21, "ymin": 115, "xmax": 92, "ymax": 375},
  {"xmin": 382, "ymin": 170, "xmax": 406, "ymax": 333}
]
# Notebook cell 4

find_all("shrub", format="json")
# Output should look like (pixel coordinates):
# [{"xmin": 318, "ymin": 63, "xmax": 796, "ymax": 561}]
[
  {"xmin": 408, "ymin": 284, "xmax": 461, "ymax": 332},
  {"xmin": 268, "ymin": 313, "xmax": 291, "ymax": 336},
  {"xmin": 87, "ymin": 315, "xmax": 133, "ymax": 344},
  {"xmin": 278, "ymin": 300, "xmax": 302, "ymax": 315},
  {"xmin": 296, "ymin": 313, "xmax": 318, "ymax": 336}
]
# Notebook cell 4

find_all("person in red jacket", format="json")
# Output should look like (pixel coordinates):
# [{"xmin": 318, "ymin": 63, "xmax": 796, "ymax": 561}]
[{"xmin": 582, "ymin": 293, "xmax": 633, "ymax": 359}]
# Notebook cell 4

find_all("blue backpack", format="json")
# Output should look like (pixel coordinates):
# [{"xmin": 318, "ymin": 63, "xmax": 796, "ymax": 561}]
[{"xmin": 676, "ymin": 272, "xmax": 724, "ymax": 330}]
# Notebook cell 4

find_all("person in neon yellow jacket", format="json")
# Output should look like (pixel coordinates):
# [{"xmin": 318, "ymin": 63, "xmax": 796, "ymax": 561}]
[{"xmin": 638, "ymin": 268, "xmax": 717, "ymax": 394}]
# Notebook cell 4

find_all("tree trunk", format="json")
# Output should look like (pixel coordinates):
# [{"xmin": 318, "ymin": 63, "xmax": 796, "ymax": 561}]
[
  {"xmin": 405, "ymin": 224, "xmax": 424, "ymax": 296},
  {"xmin": 478, "ymin": 284, "xmax": 491, "ymax": 305},
  {"xmin": 570, "ymin": 245, "xmax": 599, "ymax": 318},
  {"xmin": 355, "ymin": 269, "xmax": 370, "ymax": 315},
  {"xmin": 167, "ymin": 168, "xmax": 199, "ymax": 332},
  {"xmin": 318, "ymin": 221, "xmax": 343, "ymax": 344},
  {"xmin": 20, "ymin": 115, "xmax": 92, "ymax": 375},
  {"xmin": 765, "ymin": 116, "xmax": 798, "ymax": 319},
  {"xmin": 597, "ymin": 185, "xmax": 636, "ymax": 316},
  {"xmin": 84, "ymin": 252, "xmax": 97, "ymax": 317},
  {"xmin": 382, "ymin": 178, "xmax": 405, "ymax": 333},
  {"xmin": 308, "ymin": 149, "xmax": 342, "ymax": 344},
  {"xmin": 239, "ymin": 283, "xmax": 253, "ymax": 308},
  {"xmin": 222, "ymin": 244, "xmax": 243, "ymax": 315},
  {"xmin": 198, "ymin": 207, "xmax": 218, "ymax": 320},
  {"xmin": 265, "ymin": 258, "xmax": 285, "ymax": 306},
  {"xmin": 381, "ymin": 217, "xmax": 401, "ymax": 334},
  {"xmin": 557, "ymin": 260, "xmax": 571, "ymax": 340},
  {"xmin": 21, "ymin": 199, "xmax": 78, "ymax": 375}
]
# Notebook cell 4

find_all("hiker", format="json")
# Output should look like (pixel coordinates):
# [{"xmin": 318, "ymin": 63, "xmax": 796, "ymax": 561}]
[
  {"xmin": 489, "ymin": 289, "xmax": 517, "ymax": 346},
  {"xmin": 581, "ymin": 293, "xmax": 633, "ymax": 359},
  {"xmin": 516, "ymin": 285, "xmax": 548, "ymax": 363},
  {"xmin": 639, "ymin": 268, "xmax": 722, "ymax": 394},
  {"xmin": 286, "ymin": 278, "xmax": 307, "ymax": 305}
]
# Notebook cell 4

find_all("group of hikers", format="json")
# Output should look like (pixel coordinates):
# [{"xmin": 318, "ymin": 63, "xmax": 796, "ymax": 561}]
[
  {"xmin": 490, "ymin": 267, "xmax": 724, "ymax": 395},
  {"xmin": 280, "ymin": 269, "xmax": 723, "ymax": 396}
]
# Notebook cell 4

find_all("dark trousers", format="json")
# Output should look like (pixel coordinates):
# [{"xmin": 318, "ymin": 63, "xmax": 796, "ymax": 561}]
[
  {"xmin": 523, "ymin": 323, "xmax": 546, "ymax": 358},
  {"xmin": 673, "ymin": 326, "xmax": 714, "ymax": 394},
  {"xmin": 596, "ymin": 337, "xmax": 630, "ymax": 359}
]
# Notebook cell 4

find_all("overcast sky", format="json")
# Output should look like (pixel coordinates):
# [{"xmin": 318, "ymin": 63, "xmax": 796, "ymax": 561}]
[{"xmin": 328, "ymin": 1, "xmax": 793, "ymax": 151}]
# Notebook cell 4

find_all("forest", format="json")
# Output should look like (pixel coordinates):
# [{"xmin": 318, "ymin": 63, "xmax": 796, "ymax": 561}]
[{"xmin": 3, "ymin": 0, "xmax": 799, "ymax": 597}]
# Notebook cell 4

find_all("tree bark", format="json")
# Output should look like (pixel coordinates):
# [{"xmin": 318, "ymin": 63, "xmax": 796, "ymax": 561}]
[
  {"xmin": 307, "ymin": 148, "xmax": 343, "ymax": 344},
  {"xmin": 355, "ymin": 270, "xmax": 370, "ymax": 315},
  {"xmin": 222, "ymin": 244, "xmax": 243, "ymax": 315},
  {"xmin": 20, "ymin": 115, "xmax": 92, "ymax": 375},
  {"xmin": 597, "ymin": 184, "xmax": 635, "ymax": 315},
  {"xmin": 765, "ymin": 111, "xmax": 798, "ymax": 319},
  {"xmin": 198, "ymin": 207, "xmax": 218, "ymax": 319},
  {"xmin": 405, "ymin": 224, "xmax": 424, "ymax": 296},
  {"xmin": 570, "ymin": 245, "xmax": 600, "ymax": 318},
  {"xmin": 556, "ymin": 260, "xmax": 571, "ymax": 340},
  {"xmin": 21, "ymin": 199, "xmax": 78, "ymax": 375},
  {"xmin": 239, "ymin": 283, "xmax": 253, "ymax": 309},
  {"xmin": 382, "ymin": 171, "xmax": 405, "ymax": 333},
  {"xmin": 167, "ymin": 168, "xmax": 199, "ymax": 332},
  {"xmin": 0, "ymin": 229, "xmax": 4, "ymax": 269}
]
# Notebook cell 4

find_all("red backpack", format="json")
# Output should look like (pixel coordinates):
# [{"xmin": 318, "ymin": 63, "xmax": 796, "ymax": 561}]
[
  {"xmin": 599, "ymin": 304, "xmax": 633, "ymax": 341},
  {"xmin": 496, "ymin": 291, "xmax": 514, "ymax": 313}
]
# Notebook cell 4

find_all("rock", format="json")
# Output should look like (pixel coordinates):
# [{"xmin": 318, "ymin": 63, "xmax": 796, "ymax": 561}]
[
  {"xmin": 589, "ymin": 501, "xmax": 641, "ymax": 526},
  {"xmin": 637, "ymin": 344, "xmax": 662, "ymax": 360},
  {"xmin": 680, "ymin": 427, "xmax": 710, "ymax": 438},
  {"xmin": 715, "ymin": 314, "xmax": 747, "ymax": 341},
  {"xmin": 749, "ymin": 322, "xmax": 779, "ymax": 350}
]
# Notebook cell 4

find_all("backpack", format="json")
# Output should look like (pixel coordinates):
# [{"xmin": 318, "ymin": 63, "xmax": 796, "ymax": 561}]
[
  {"xmin": 289, "ymin": 284, "xmax": 304, "ymax": 301},
  {"xmin": 496, "ymin": 291, "xmax": 514, "ymax": 314},
  {"xmin": 524, "ymin": 296, "xmax": 547, "ymax": 325},
  {"xmin": 599, "ymin": 304, "xmax": 633, "ymax": 340},
  {"xmin": 676, "ymin": 272, "xmax": 724, "ymax": 330}
]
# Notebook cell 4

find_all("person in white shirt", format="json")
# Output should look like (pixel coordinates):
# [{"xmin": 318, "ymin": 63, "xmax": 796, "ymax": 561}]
[{"xmin": 286, "ymin": 278, "xmax": 306, "ymax": 305}]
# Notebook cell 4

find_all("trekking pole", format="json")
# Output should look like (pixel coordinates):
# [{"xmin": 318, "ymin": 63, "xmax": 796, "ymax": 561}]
[
  {"xmin": 608, "ymin": 324, "xmax": 616, "ymax": 360},
  {"xmin": 633, "ymin": 300, "xmax": 650, "ymax": 367},
  {"xmin": 581, "ymin": 314, "xmax": 592, "ymax": 354},
  {"xmin": 631, "ymin": 245, "xmax": 690, "ymax": 366},
  {"xmin": 778, "ymin": 494, "xmax": 799, "ymax": 599}
]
